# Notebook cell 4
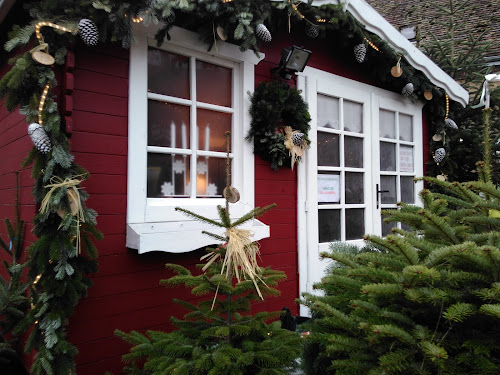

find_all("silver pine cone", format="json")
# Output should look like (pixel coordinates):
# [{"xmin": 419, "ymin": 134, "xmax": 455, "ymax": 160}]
[
  {"xmin": 434, "ymin": 147, "xmax": 446, "ymax": 164},
  {"xmin": 353, "ymin": 43, "xmax": 366, "ymax": 63},
  {"xmin": 28, "ymin": 123, "xmax": 51, "ymax": 154},
  {"xmin": 445, "ymin": 118, "xmax": 458, "ymax": 130},
  {"xmin": 256, "ymin": 24, "xmax": 272, "ymax": 42},
  {"xmin": 402, "ymin": 83, "xmax": 414, "ymax": 97},
  {"xmin": 292, "ymin": 132, "xmax": 305, "ymax": 146},
  {"xmin": 78, "ymin": 18, "xmax": 99, "ymax": 46}
]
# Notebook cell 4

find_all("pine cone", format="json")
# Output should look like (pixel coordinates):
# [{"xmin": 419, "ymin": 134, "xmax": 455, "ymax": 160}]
[
  {"xmin": 256, "ymin": 24, "xmax": 272, "ymax": 42},
  {"xmin": 306, "ymin": 25, "xmax": 319, "ymax": 38},
  {"xmin": 434, "ymin": 147, "xmax": 446, "ymax": 164},
  {"xmin": 28, "ymin": 123, "xmax": 51, "ymax": 154},
  {"xmin": 78, "ymin": 18, "xmax": 99, "ymax": 46},
  {"xmin": 353, "ymin": 43, "xmax": 366, "ymax": 63},
  {"xmin": 292, "ymin": 132, "xmax": 305, "ymax": 146},
  {"xmin": 402, "ymin": 83, "xmax": 414, "ymax": 97},
  {"xmin": 445, "ymin": 118, "xmax": 458, "ymax": 130}
]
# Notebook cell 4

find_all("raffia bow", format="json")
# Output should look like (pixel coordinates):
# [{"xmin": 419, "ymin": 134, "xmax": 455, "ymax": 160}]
[
  {"xmin": 201, "ymin": 227, "xmax": 266, "ymax": 309},
  {"xmin": 40, "ymin": 176, "xmax": 85, "ymax": 255},
  {"xmin": 283, "ymin": 126, "xmax": 307, "ymax": 170}
]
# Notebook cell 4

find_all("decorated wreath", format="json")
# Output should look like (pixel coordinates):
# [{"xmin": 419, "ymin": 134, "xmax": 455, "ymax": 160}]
[{"xmin": 247, "ymin": 81, "xmax": 311, "ymax": 170}]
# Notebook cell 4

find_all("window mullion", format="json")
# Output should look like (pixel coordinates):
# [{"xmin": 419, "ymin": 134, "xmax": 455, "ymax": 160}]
[{"xmin": 190, "ymin": 56, "xmax": 197, "ymax": 198}]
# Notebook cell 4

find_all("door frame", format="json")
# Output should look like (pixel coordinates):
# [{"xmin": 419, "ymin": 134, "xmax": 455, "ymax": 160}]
[{"xmin": 297, "ymin": 67, "xmax": 424, "ymax": 316}]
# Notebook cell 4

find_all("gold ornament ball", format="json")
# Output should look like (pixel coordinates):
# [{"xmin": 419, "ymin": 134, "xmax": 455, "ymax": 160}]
[
  {"xmin": 390, "ymin": 65, "xmax": 402, "ymax": 77},
  {"xmin": 424, "ymin": 90, "xmax": 433, "ymax": 100}
]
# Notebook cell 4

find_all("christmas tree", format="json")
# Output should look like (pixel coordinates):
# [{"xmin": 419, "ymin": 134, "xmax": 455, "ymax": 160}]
[
  {"xmin": 116, "ymin": 133, "xmax": 301, "ymax": 374},
  {"xmin": 302, "ymin": 108, "xmax": 500, "ymax": 374}
]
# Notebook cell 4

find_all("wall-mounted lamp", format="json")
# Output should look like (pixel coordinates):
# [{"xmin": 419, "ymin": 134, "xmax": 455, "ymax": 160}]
[{"xmin": 272, "ymin": 46, "xmax": 312, "ymax": 80}]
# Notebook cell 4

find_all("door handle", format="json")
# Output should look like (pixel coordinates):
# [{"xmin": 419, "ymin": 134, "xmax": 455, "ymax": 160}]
[{"xmin": 376, "ymin": 183, "xmax": 389, "ymax": 209}]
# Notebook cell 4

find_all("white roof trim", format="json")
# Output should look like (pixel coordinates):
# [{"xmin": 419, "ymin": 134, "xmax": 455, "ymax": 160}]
[{"xmin": 295, "ymin": 0, "xmax": 469, "ymax": 106}]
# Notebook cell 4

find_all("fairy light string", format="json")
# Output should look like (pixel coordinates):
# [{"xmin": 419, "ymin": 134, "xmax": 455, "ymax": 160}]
[
  {"xmin": 444, "ymin": 93, "xmax": 450, "ymax": 120},
  {"xmin": 35, "ymin": 21, "xmax": 73, "ymax": 44},
  {"xmin": 38, "ymin": 83, "xmax": 50, "ymax": 126}
]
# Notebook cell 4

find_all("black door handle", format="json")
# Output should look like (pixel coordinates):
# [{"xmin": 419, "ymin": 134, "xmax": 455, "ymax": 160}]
[{"xmin": 376, "ymin": 183, "xmax": 389, "ymax": 209}]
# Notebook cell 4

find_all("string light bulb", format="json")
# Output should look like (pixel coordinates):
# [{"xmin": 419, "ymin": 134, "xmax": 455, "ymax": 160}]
[
  {"xmin": 364, "ymin": 37, "xmax": 380, "ymax": 52},
  {"xmin": 444, "ymin": 93, "xmax": 450, "ymax": 120},
  {"xmin": 33, "ymin": 274, "xmax": 42, "ymax": 285},
  {"xmin": 35, "ymin": 21, "xmax": 73, "ymax": 44},
  {"xmin": 38, "ymin": 83, "xmax": 50, "ymax": 126}
]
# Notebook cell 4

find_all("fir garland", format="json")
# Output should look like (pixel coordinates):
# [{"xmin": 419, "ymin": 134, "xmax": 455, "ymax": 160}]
[{"xmin": 247, "ymin": 81, "xmax": 311, "ymax": 170}]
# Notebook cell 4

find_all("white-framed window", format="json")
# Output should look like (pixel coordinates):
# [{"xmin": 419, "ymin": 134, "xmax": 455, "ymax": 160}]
[{"xmin": 127, "ymin": 25, "xmax": 268, "ymax": 253}]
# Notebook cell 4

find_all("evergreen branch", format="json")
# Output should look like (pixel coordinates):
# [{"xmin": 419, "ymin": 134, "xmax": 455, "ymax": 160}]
[{"xmin": 174, "ymin": 207, "xmax": 225, "ymax": 227}]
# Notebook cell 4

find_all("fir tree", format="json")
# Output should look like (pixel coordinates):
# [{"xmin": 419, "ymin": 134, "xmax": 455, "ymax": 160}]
[
  {"xmin": 302, "ymin": 108, "xmax": 500, "ymax": 374},
  {"xmin": 116, "ymin": 133, "xmax": 301, "ymax": 374},
  {"xmin": 0, "ymin": 172, "xmax": 29, "ymax": 356}
]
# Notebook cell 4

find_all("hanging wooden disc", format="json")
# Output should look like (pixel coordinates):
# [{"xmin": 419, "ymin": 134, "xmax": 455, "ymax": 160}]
[
  {"xmin": 56, "ymin": 190, "xmax": 80, "ymax": 218},
  {"xmin": 437, "ymin": 174, "xmax": 447, "ymax": 181},
  {"xmin": 223, "ymin": 186, "xmax": 240, "ymax": 203},
  {"xmin": 216, "ymin": 26, "xmax": 227, "ymax": 41},
  {"xmin": 391, "ymin": 65, "xmax": 402, "ymax": 77},
  {"xmin": 424, "ymin": 90, "xmax": 433, "ymax": 100},
  {"xmin": 432, "ymin": 134, "xmax": 443, "ymax": 142},
  {"xmin": 32, "ymin": 50, "xmax": 55, "ymax": 66}
]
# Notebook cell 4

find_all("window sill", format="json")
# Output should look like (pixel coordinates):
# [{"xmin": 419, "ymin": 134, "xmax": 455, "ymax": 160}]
[{"xmin": 126, "ymin": 219, "xmax": 270, "ymax": 254}]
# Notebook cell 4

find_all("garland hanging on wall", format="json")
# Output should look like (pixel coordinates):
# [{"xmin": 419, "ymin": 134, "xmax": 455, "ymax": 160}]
[{"xmin": 247, "ymin": 81, "xmax": 311, "ymax": 170}]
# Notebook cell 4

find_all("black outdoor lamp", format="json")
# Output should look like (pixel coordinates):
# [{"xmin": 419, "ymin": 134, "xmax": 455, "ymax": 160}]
[{"xmin": 272, "ymin": 46, "xmax": 312, "ymax": 80}]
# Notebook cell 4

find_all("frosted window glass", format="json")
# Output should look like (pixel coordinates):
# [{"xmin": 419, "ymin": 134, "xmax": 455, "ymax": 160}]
[
  {"xmin": 399, "ymin": 113, "xmax": 413, "ymax": 141},
  {"xmin": 317, "ymin": 94, "xmax": 340, "ymax": 129},
  {"xmin": 345, "ymin": 136, "xmax": 363, "ymax": 168},
  {"xmin": 148, "ymin": 101, "xmax": 190, "ymax": 148},
  {"xmin": 147, "ymin": 153, "xmax": 190, "ymax": 198},
  {"xmin": 380, "ymin": 109, "xmax": 396, "ymax": 139},
  {"xmin": 345, "ymin": 173, "xmax": 364, "ymax": 204},
  {"xmin": 317, "ymin": 132, "xmax": 340, "ymax": 167},
  {"xmin": 344, "ymin": 100, "xmax": 363, "ymax": 133},
  {"xmin": 380, "ymin": 175, "xmax": 397, "ymax": 204},
  {"xmin": 382, "ymin": 218, "xmax": 396, "ymax": 237},
  {"xmin": 196, "ymin": 60, "xmax": 232, "ymax": 107},
  {"xmin": 318, "ymin": 209, "xmax": 341, "ymax": 243},
  {"xmin": 380, "ymin": 142, "xmax": 396, "ymax": 171},
  {"xmin": 197, "ymin": 110, "xmax": 232, "ymax": 152},
  {"xmin": 345, "ymin": 209, "xmax": 364, "ymax": 240},
  {"xmin": 399, "ymin": 145, "xmax": 414, "ymax": 172},
  {"xmin": 196, "ymin": 157, "xmax": 225, "ymax": 198},
  {"xmin": 400, "ymin": 176, "xmax": 415, "ymax": 203},
  {"xmin": 148, "ymin": 48, "xmax": 189, "ymax": 99}
]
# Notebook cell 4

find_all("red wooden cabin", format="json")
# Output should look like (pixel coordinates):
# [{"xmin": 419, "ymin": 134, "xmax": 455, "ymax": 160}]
[{"xmin": 0, "ymin": 1, "xmax": 468, "ymax": 373}]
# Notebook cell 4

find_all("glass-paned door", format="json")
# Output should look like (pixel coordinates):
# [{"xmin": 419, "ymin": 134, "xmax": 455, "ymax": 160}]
[
  {"xmin": 378, "ymin": 106, "xmax": 420, "ymax": 236},
  {"xmin": 317, "ymin": 94, "xmax": 367, "ymax": 243}
]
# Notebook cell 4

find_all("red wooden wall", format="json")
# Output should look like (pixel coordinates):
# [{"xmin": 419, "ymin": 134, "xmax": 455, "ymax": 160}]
[{"xmin": 0, "ymin": 26, "xmax": 429, "ymax": 374}]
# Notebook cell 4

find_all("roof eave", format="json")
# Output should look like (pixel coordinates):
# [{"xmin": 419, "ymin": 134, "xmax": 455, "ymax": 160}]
[{"xmin": 301, "ymin": 0, "xmax": 470, "ymax": 107}]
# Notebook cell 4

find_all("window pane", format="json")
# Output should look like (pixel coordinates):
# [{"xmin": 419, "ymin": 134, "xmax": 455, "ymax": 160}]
[
  {"xmin": 345, "ymin": 136, "xmax": 363, "ymax": 168},
  {"xmin": 345, "ymin": 209, "xmax": 364, "ymax": 240},
  {"xmin": 318, "ymin": 209, "xmax": 341, "ymax": 243},
  {"xmin": 147, "ymin": 153, "xmax": 190, "ymax": 198},
  {"xmin": 196, "ymin": 157, "xmax": 226, "ymax": 198},
  {"xmin": 317, "ymin": 132, "xmax": 339, "ymax": 167},
  {"xmin": 148, "ymin": 101, "xmax": 190, "ymax": 148},
  {"xmin": 399, "ymin": 145, "xmax": 414, "ymax": 172},
  {"xmin": 196, "ymin": 60, "xmax": 232, "ymax": 107},
  {"xmin": 345, "ymin": 172, "xmax": 364, "ymax": 204},
  {"xmin": 380, "ymin": 109, "xmax": 395, "ymax": 139},
  {"xmin": 318, "ymin": 173, "xmax": 340, "ymax": 204},
  {"xmin": 317, "ymin": 94, "xmax": 340, "ymax": 129},
  {"xmin": 197, "ymin": 110, "xmax": 232, "ymax": 152},
  {"xmin": 344, "ymin": 100, "xmax": 363, "ymax": 133},
  {"xmin": 148, "ymin": 48, "xmax": 189, "ymax": 99},
  {"xmin": 399, "ymin": 113, "xmax": 413, "ymax": 141},
  {"xmin": 400, "ymin": 176, "xmax": 415, "ymax": 203},
  {"xmin": 382, "ymin": 218, "xmax": 396, "ymax": 237},
  {"xmin": 380, "ymin": 175, "xmax": 397, "ymax": 204},
  {"xmin": 380, "ymin": 142, "xmax": 396, "ymax": 171}
]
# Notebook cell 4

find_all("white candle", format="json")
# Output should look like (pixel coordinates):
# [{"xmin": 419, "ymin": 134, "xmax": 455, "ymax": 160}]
[
  {"xmin": 205, "ymin": 124, "xmax": 210, "ymax": 151},
  {"xmin": 181, "ymin": 122, "xmax": 187, "ymax": 149},
  {"xmin": 170, "ymin": 121, "xmax": 176, "ymax": 149}
]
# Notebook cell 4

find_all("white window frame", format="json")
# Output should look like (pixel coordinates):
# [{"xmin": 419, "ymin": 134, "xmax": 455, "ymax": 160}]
[
  {"xmin": 127, "ymin": 24, "xmax": 267, "ymax": 253},
  {"xmin": 297, "ymin": 67, "xmax": 424, "ymax": 315}
]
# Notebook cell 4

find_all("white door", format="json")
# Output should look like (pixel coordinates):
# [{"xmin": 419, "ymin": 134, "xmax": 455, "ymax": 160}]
[{"xmin": 297, "ymin": 69, "xmax": 423, "ymax": 315}]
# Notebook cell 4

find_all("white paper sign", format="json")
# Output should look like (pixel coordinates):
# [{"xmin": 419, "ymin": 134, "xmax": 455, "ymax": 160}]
[
  {"xmin": 399, "ymin": 146, "xmax": 414, "ymax": 172},
  {"xmin": 318, "ymin": 174, "xmax": 340, "ymax": 203}
]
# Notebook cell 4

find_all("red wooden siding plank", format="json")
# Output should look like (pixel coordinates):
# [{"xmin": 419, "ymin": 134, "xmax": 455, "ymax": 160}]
[
  {"xmin": 75, "ymin": 49, "xmax": 129, "ymax": 78},
  {"xmin": 72, "ymin": 90, "xmax": 128, "ymax": 117},
  {"xmin": 71, "ymin": 110, "xmax": 128, "ymax": 136},
  {"xmin": 71, "ymin": 131, "xmax": 127, "ymax": 155},
  {"xmin": 73, "ymin": 68, "xmax": 128, "ymax": 97},
  {"xmin": 73, "ymin": 152, "xmax": 127, "ymax": 175}
]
